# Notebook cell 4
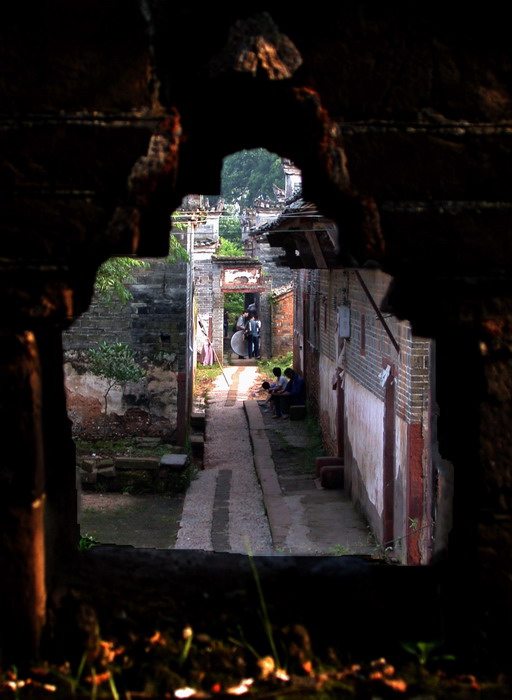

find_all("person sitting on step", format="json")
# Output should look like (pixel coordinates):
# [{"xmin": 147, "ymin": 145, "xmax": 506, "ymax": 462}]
[{"xmin": 271, "ymin": 368, "xmax": 306, "ymax": 419}]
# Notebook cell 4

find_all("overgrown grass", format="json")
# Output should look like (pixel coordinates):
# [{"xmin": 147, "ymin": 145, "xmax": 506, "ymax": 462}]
[
  {"xmin": 257, "ymin": 351, "xmax": 293, "ymax": 378},
  {"xmin": 74, "ymin": 438, "xmax": 176, "ymax": 460},
  {"xmin": 300, "ymin": 414, "xmax": 326, "ymax": 470},
  {"xmin": 194, "ymin": 364, "xmax": 223, "ymax": 404}
]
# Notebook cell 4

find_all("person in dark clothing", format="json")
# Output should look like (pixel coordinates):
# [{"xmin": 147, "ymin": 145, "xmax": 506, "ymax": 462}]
[
  {"xmin": 247, "ymin": 314, "xmax": 261, "ymax": 359},
  {"xmin": 246, "ymin": 302, "xmax": 258, "ymax": 318},
  {"xmin": 271, "ymin": 368, "xmax": 306, "ymax": 418}
]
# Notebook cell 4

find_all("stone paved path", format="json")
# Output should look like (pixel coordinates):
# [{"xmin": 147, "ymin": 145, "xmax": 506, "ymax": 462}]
[
  {"xmin": 174, "ymin": 365, "xmax": 273, "ymax": 553},
  {"xmin": 175, "ymin": 365, "xmax": 378, "ymax": 558},
  {"xmin": 81, "ymin": 365, "xmax": 378, "ymax": 557}
]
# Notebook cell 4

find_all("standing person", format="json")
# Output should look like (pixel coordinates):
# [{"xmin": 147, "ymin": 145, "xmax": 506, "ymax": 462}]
[
  {"xmin": 235, "ymin": 310, "xmax": 249, "ymax": 358},
  {"xmin": 247, "ymin": 314, "xmax": 261, "ymax": 359},
  {"xmin": 236, "ymin": 310, "xmax": 248, "ymax": 332},
  {"xmin": 246, "ymin": 301, "xmax": 258, "ymax": 318}
]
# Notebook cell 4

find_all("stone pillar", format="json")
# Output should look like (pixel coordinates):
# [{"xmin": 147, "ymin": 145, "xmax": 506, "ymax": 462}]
[
  {"xmin": 0, "ymin": 330, "xmax": 46, "ymax": 664},
  {"xmin": 0, "ymin": 268, "xmax": 81, "ymax": 664},
  {"xmin": 393, "ymin": 277, "xmax": 512, "ymax": 665},
  {"xmin": 37, "ymin": 329, "xmax": 79, "ymax": 578}
]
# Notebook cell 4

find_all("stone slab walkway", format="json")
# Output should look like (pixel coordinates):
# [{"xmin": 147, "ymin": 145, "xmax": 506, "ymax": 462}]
[
  {"xmin": 174, "ymin": 366, "xmax": 273, "ymax": 553},
  {"xmin": 175, "ymin": 365, "xmax": 378, "ymax": 558}
]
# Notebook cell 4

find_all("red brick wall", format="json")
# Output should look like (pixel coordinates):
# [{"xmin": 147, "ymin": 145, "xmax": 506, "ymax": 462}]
[{"xmin": 271, "ymin": 290, "xmax": 294, "ymax": 357}]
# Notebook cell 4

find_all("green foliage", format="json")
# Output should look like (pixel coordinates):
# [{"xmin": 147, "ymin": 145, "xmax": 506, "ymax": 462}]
[
  {"xmin": 220, "ymin": 149, "xmax": 285, "ymax": 210},
  {"xmin": 78, "ymin": 533, "xmax": 99, "ymax": 551},
  {"xmin": 224, "ymin": 292, "xmax": 245, "ymax": 326},
  {"xmin": 257, "ymin": 351, "xmax": 293, "ymax": 376},
  {"xmin": 219, "ymin": 214, "xmax": 242, "ymax": 245},
  {"xmin": 87, "ymin": 342, "xmax": 145, "ymax": 415},
  {"xmin": 217, "ymin": 236, "xmax": 245, "ymax": 257},
  {"xmin": 95, "ymin": 257, "xmax": 149, "ymax": 305},
  {"xmin": 401, "ymin": 640, "xmax": 456, "ymax": 667},
  {"xmin": 167, "ymin": 233, "xmax": 190, "ymax": 263},
  {"xmin": 194, "ymin": 364, "xmax": 222, "ymax": 391}
]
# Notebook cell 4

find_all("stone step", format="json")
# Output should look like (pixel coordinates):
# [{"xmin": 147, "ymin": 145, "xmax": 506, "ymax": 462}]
[
  {"xmin": 289, "ymin": 404, "xmax": 307, "ymax": 420},
  {"xmin": 315, "ymin": 456, "xmax": 344, "ymax": 477},
  {"xmin": 320, "ymin": 465, "xmax": 345, "ymax": 490},
  {"xmin": 134, "ymin": 437, "xmax": 162, "ymax": 446},
  {"xmin": 114, "ymin": 457, "xmax": 160, "ymax": 470},
  {"xmin": 189, "ymin": 433, "xmax": 205, "ymax": 458},
  {"xmin": 96, "ymin": 465, "xmax": 116, "ymax": 478},
  {"xmin": 160, "ymin": 453, "xmax": 189, "ymax": 473},
  {"xmin": 77, "ymin": 468, "xmax": 97, "ymax": 484},
  {"xmin": 190, "ymin": 411, "xmax": 206, "ymax": 431}
]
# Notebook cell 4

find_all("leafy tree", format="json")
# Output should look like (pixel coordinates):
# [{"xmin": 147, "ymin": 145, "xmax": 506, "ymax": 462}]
[
  {"xmin": 219, "ymin": 149, "xmax": 285, "ymax": 210},
  {"xmin": 167, "ymin": 233, "xmax": 190, "ymax": 263},
  {"xmin": 95, "ymin": 258, "xmax": 149, "ymax": 305},
  {"xmin": 219, "ymin": 215, "xmax": 242, "ymax": 245},
  {"xmin": 87, "ymin": 342, "xmax": 145, "ymax": 416},
  {"xmin": 224, "ymin": 292, "xmax": 245, "ymax": 327},
  {"xmin": 216, "ymin": 237, "xmax": 245, "ymax": 257}
]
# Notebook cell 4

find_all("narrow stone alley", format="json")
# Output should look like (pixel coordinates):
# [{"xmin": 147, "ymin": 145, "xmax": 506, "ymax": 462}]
[
  {"xmin": 175, "ymin": 365, "xmax": 272, "ymax": 552},
  {"xmin": 175, "ymin": 364, "xmax": 376, "ymax": 557}
]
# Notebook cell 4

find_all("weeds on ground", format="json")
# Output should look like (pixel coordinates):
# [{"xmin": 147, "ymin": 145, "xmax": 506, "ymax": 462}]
[
  {"xmin": 2, "ymin": 619, "xmax": 509, "ymax": 698},
  {"xmin": 194, "ymin": 364, "xmax": 222, "ymax": 405},
  {"xmin": 257, "ymin": 352, "xmax": 293, "ymax": 378},
  {"xmin": 77, "ymin": 533, "xmax": 99, "ymax": 551},
  {"xmin": 0, "ymin": 549, "xmax": 507, "ymax": 697},
  {"xmin": 74, "ymin": 438, "xmax": 175, "ymax": 461},
  {"xmin": 301, "ymin": 414, "xmax": 325, "ymax": 466},
  {"xmin": 330, "ymin": 544, "xmax": 354, "ymax": 556}
]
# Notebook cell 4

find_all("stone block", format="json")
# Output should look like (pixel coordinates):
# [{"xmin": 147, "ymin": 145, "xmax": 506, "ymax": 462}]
[
  {"xmin": 320, "ymin": 465, "xmax": 345, "ymax": 490},
  {"xmin": 78, "ymin": 468, "xmax": 97, "ymax": 484},
  {"xmin": 160, "ymin": 453, "xmax": 189, "ymax": 473},
  {"xmin": 80, "ymin": 459, "xmax": 96, "ymax": 474},
  {"xmin": 189, "ymin": 434, "xmax": 205, "ymax": 458},
  {"xmin": 134, "ymin": 437, "xmax": 161, "ymax": 446},
  {"xmin": 190, "ymin": 411, "xmax": 206, "ymax": 430},
  {"xmin": 114, "ymin": 457, "xmax": 160, "ymax": 470},
  {"xmin": 289, "ymin": 404, "xmax": 307, "ymax": 420},
  {"xmin": 97, "ymin": 459, "xmax": 114, "ymax": 469},
  {"xmin": 96, "ymin": 465, "xmax": 116, "ymax": 478},
  {"xmin": 315, "ymin": 456, "xmax": 344, "ymax": 477}
]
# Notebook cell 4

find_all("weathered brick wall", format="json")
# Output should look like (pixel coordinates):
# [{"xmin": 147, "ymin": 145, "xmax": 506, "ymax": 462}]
[
  {"xmin": 294, "ymin": 266, "xmax": 434, "ymax": 561},
  {"xmin": 63, "ymin": 258, "xmax": 191, "ymax": 437},
  {"xmin": 246, "ymin": 233, "xmax": 294, "ymax": 359},
  {"xmin": 344, "ymin": 269, "xmax": 431, "ymax": 424},
  {"xmin": 295, "ymin": 267, "xmax": 431, "ymax": 430},
  {"xmin": 270, "ymin": 289, "xmax": 294, "ymax": 357}
]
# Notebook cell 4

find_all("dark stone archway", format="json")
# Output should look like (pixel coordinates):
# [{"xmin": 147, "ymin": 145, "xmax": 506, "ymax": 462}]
[{"xmin": 1, "ymin": 2, "xmax": 512, "ymax": 670}]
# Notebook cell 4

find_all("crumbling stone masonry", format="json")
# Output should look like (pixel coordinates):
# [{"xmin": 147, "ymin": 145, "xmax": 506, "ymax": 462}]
[
  {"xmin": 1, "ymin": 3, "xmax": 512, "ymax": 671},
  {"xmin": 63, "ymin": 256, "xmax": 193, "ymax": 440}
]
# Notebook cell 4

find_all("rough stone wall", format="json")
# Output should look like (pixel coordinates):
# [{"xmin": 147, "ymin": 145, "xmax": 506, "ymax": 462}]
[
  {"xmin": 3, "ymin": 2, "xmax": 512, "ymax": 667},
  {"xmin": 63, "ymin": 258, "xmax": 191, "ymax": 438},
  {"xmin": 192, "ymin": 231, "xmax": 222, "ymax": 362}
]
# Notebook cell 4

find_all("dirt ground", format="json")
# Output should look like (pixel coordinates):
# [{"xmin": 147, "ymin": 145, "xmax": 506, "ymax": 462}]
[
  {"xmin": 80, "ymin": 492, "xmax": 184, "ymax": 549},
  {"xmin": 78, "ymin": 368, "xmax": 267, "ymax": 551}
]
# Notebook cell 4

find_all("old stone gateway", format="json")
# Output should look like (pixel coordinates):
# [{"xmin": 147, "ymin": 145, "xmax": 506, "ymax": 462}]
[{"xmin": 1, "ymin": 2, "xmax": 512, "ymax": 683}]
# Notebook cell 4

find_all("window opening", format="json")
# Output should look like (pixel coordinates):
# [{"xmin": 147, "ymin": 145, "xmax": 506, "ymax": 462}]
[{"xmin": 66, "ymin": 146, "xmax": 439, "ymax": 566}]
